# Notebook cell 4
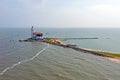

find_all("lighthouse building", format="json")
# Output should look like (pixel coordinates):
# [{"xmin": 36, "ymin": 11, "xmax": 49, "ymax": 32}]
[{"xmin": 31, "ymin": 26, "xmax": 43, "ymax": 40}]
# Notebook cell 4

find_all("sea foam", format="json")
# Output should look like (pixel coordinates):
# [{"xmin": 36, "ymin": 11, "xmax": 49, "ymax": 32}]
[{"xmin": 0, "ymin": 44, "xmax": 49, "ymax": 76}]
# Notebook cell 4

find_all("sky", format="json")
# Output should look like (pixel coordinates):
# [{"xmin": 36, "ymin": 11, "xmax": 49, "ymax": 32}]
[{"xmin": 1, "ymin": 0, "xmax": 120, "ymax": 28}]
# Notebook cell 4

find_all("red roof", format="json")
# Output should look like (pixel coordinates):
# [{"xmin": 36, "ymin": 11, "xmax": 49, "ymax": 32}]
[{"xmin": 33, "ymin": 32, "xmax": 42, "ymax": 35}]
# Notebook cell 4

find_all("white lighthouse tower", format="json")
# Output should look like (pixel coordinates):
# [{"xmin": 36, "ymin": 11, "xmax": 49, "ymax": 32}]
[{"xmin": 31, "ymin": 26, "xmax": 34, "ymax": 38}]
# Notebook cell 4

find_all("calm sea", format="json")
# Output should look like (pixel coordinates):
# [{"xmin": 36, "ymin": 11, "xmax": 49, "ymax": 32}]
[{"xmin": 0, "ymin": 28, "xmax": 120, "ymax": 80}]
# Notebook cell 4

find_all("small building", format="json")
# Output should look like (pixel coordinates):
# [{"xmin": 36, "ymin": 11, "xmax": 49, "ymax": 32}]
[{"xmin": 31, "ymin": 26, "xmax": 43, "ymax": 40}]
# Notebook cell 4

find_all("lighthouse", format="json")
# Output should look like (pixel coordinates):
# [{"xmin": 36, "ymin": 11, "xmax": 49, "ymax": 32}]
[
  {"xmin": 31, "ymin": 26, "xmax": 43, "ymax": 40},
  {"xmin": 31, "ymin": 26, "xmax": 34, "ymax": 38}
]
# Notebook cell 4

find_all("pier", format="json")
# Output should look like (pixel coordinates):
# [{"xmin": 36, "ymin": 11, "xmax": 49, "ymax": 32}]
[{"xmin": 61, "ymin": 37, "xmax": 98, "ymax": 41}]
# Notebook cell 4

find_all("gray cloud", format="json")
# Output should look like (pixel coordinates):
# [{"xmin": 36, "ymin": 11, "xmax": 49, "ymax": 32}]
[{"xmin": 1, "ymin": 0, "xmax": 120, "ymax": 28}]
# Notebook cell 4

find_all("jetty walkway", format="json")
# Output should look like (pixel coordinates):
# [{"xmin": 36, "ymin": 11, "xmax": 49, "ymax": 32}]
[{"xmin": 61, "ymin": 37, "xmax": 98, "ymax": 40}]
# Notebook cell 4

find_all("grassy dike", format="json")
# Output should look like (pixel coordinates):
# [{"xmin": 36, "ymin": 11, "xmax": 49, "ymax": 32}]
[
  {"xmin": 19, "ymin": 38, "xmax": 120, "ymax": 59},
  {"xmin": 44, "ymin": 38, "xmax": 120, "ymax": 59},
  {"xmin": 84, "ymin": 49, "xmax": 120, "ymax": 59},
  {"xmin": 43, "ymin": 38, "xmax": 62, "ymax": 45}
]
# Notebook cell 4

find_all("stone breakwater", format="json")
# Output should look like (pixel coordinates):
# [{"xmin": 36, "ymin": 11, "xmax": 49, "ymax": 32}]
[
  {"xmin": 19, "ymin": 38, "xmax": 112, "ymax": 58},
  {"xmin": 19, "ymin": 38, "xmax": 120, "ymax": 63}
]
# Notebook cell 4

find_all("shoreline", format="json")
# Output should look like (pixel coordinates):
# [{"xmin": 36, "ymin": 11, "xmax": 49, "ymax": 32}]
[
  {"xmin": 107, "ymin": 57, "xmax": 120, "ymax": 63},
  {"xmin": 19, "ymin": 38, "xmax": 120, "ymax": 64},
  {"xmin": 80, "ymin": 48, "xmax": 120, "ymax": 63}
]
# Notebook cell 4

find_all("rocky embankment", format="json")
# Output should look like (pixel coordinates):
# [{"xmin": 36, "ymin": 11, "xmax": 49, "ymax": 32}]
[
  {"xmin": 19, "ymin": 38, "xmax": 120, "ymax": 63},
  {"xmin": 19, "ymin": 38, "xmax": 113, "ymax": 58}
]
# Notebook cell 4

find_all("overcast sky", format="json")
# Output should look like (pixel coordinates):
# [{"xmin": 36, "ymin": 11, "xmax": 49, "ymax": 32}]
[{"xmin": 1, "ymin": 0, "xmax": 120, "ymax": 28}]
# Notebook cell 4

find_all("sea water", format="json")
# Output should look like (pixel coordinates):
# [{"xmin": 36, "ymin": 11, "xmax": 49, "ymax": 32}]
[
  {"xmin": 40, "ymin": 28, "xmax": 120, "ymax": 53},
  {"xmin": 0, "ymin": 28, "xmax": 120, "ymax": 80}
]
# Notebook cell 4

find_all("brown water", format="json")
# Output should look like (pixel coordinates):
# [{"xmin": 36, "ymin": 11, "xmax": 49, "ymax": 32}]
[{"xmin": 1, "ymin": 42, "xmax": 120, "ymax": 80}]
